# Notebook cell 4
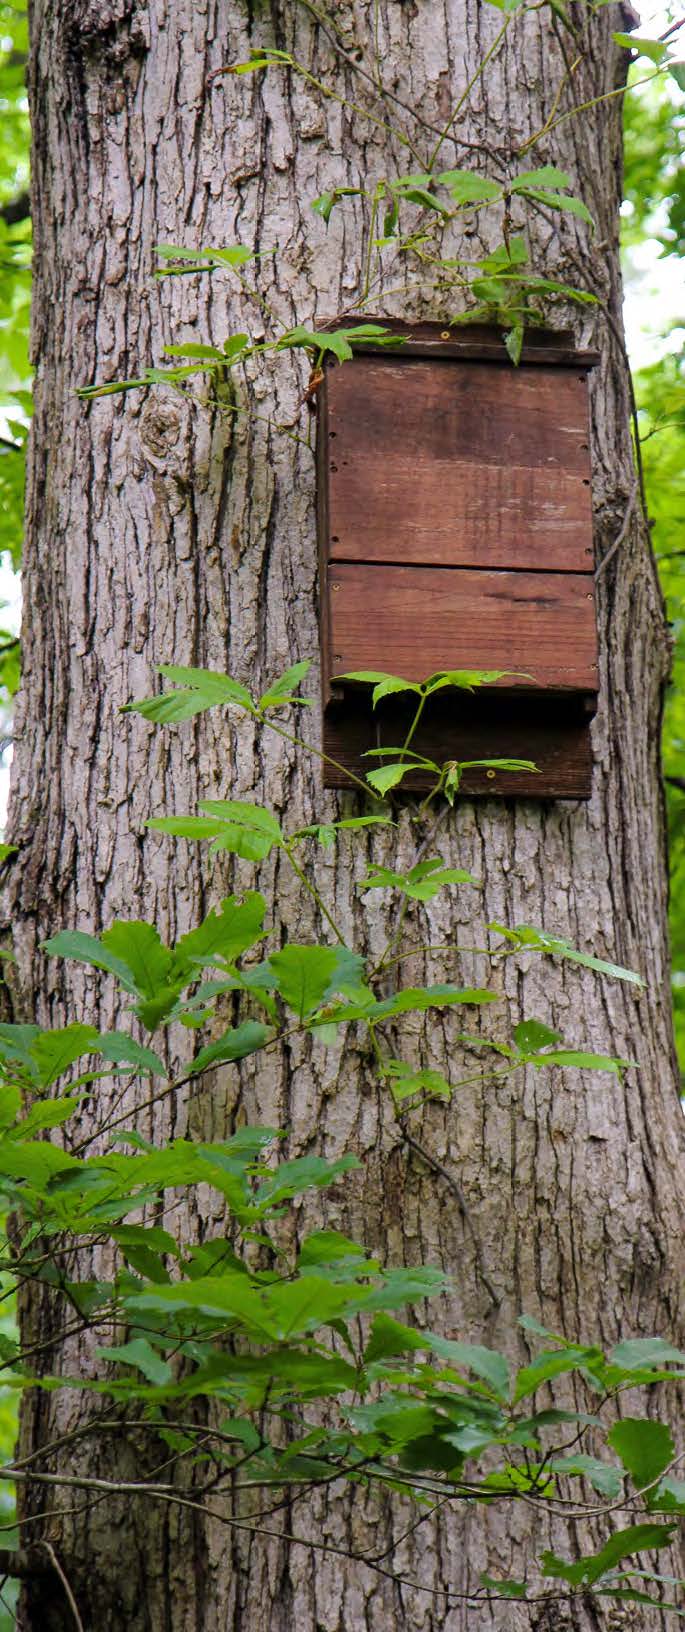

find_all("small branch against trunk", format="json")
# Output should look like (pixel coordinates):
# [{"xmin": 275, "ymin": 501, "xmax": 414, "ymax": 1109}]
[
  {"xmin": 402, "ymin": 1130, "xmax": 501, "ymax": 1309},
  {"xmin": 595, "ymin": 478, "xmax": 638, "ymax": 581},
  {"xmin": 40, "ymin": 1543, "xmax": 86, "ymax": 1632}
]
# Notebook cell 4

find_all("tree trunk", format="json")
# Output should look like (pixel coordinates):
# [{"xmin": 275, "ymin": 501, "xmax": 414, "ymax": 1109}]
[{"xmin": 5, "ymin": 0, "xmax": 684, "ymax": 1626}]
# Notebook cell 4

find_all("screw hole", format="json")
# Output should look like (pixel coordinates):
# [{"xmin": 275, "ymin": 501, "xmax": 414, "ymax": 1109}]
[
  {"xmin": 332, "ymin": 535, "xmax": 340, "ymax": 543},
  {"xmin": 582, "ymin": 479, "xmax": 590, "ymax": 486},
  {"xmin": 329, "ymin": 430, "xmax": 337, "ymax": 438},
  {"xmin": 486, "ymin": 769, "xmax": 496, "ymax": 779},
  {"xmin": 440, "ymin": 330, "xmax": 451, "ymax": 340},
  {"xmin": 330, "ymin": 463, "xmax": 338, "ymax": 473}
]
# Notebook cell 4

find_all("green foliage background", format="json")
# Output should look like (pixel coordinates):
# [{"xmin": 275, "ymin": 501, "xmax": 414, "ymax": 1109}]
[{"xmin": 623, "ymin": 62, "xmax": 685, "ymax": 1076}]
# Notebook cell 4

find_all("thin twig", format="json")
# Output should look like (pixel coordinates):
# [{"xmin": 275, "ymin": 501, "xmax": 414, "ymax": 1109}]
[
  {"xmin": 595, "ymin": 478, "xmax": 638, "ymax": 581},
  {"xmin": 41, "ymin": 1542, "xmax": 85, "ymax": 1632},
  {"xmin": 402, "ymin": 1131, "xmax": 501, "ymax": 1308}
]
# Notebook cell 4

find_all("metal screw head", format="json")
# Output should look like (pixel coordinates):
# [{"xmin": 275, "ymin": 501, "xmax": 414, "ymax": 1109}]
[{"xmin": 440, "ymin": 330, "xmax": 451, "ymax": 340}]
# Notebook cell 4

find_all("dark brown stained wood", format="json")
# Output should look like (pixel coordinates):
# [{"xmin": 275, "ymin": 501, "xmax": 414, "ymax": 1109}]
[
  {"xmin": 326, "ymin": 562, "xmax": 598, "ymax": 694},
  {"xmin": 322, "ymin": 317, "xmax": 599, "ymax": 368},
  {"xmin": 322, "ymin": 692, "xmax": 594, "ymax": 797},
  {"xmin": 326, "ymin": 358, "xmax": 593, "ymax": 572}
]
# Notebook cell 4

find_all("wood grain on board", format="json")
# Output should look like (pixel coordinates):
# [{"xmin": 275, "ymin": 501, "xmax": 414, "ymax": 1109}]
[
  {"xmin": 326, "ymin": 562, "xmax": 598, "ymax": 694},
  {"xmin": 325, "ymin": 358, "xmax": 593, "ymax": 572}
]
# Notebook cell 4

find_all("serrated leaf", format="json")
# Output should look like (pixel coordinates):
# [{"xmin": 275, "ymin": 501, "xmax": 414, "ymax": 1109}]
[
  {"xmin": 550, "ymin": 1454, "xmax": 622, "ymax": 1498},
  {"xmin": 513, "ymin": 1019, "xmax": 561, "ymax": 1052},
  {"xmin": 608, "ymin": 1419, "xmax": 674, "ymax": 1492},
  {"xmin": 267, "ymin": 945, "xmax": 341, "ymax": 1020},
  {"xmin": 258, "ymin": 660, "xmax": 311, "ymax": 711},
  {"xmin": 124, "ymin": 666, "xmax": 254, "ymax": 724},
  {"xmin": 427, "ymin": 1338, "xmax": 510, "ymax": 1399},
  {"xmin": 510, "ymin": 165, "xmax": 572, "ymax": 191},
  {"xmin": 516, "ymin": 187, "xmax": 594, "ymax": 228},
  {"xmin": 97, "ymin": 1034, "xmax": 167, "ymax": 1075},
  {"xmin": 29, "ymin": 1024, "xmax": 100, "ymax": 1088},
  {"xmin": 96, "ymin": 1337, "xmax": 173, "ymax": 1386},
  {"xmin": 436, "ymin": 170, "xmax": 503, "ymax": 204},
  {"xmin": 366, "ymin": 763, "xmax": 413, "ymax": 795},
  {"xmin": 173, "ymin": 893, "xmax": 266, "ymax": 973},
  {"xmin": 44, "ymin": 930, "xmax": 136, "ymax": 992},
  {"xmin": 480, "ymin": 1573, "xmax": 527, "ymax": 1599},
  {"xmin": 514, "ymin": 1346, "xmax": 602, "ymax": 1402},
  {"xmin": 100, "ymin": 922, "xmax": 173, "ymax": 1001},
  {"xmin": 326, "ymin": 985, "xmax": 498, "ymax": 1024},
  {"xmin": 610, "ymin": 1338, "xmax": 685, "ymax": 1371},
  {"xmin": 187, "ymin": 1020, "xmax": 270, "ymax": 1076},
  {"xmin": 363, "ymin": 1313, "xmax": 426, "ymax": 1364},
  {"xmin": 542, "ymin": 1523, "xmax": 677, "ymax": 1588}
]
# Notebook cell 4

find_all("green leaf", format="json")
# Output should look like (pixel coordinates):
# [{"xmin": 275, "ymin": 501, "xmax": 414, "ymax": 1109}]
[
  {"xmin": 164, "ymin": 342, "xmax": 228, "ymax": 362},
  {"xmin": 311, "ymin": 186, "xmax": 363, "ymax": 223},
  {"xmin": 334, "ymin": 670, "xmax": 422, "ymax": 710},
  {"xmin": 198, "ymin": 800, "xmax": 284, "ymax": 861},
  {"xmin": 515, "ymin": 187, "xmax": 594, "ymax": 228},
  {"xmin": 298, "ymin": 1230, "xmax": 369, "ymax": 1269},
  {"xmin": 172, "ymin": 893, "xmax": 266, "ymax": 973},
  {"xmin": 612, "ymin": 32, "xmax": 667, "ymax": 65},
  {"xmin": 427, "ymin": 1338, "xmax": 510, "ymax": 1399},
  {"xmin": 649, "ymin": 1475, "xmax": 685, "ymax": 1513},
  {"xmin": 267, "ymin": 945, "xmax": 341, "ymax": 1020},
  {"xmin": 187, "ymin": 1020, "xmax": 270, "ymax": 1076},
  {"xmin": 514, "ymin": 1346, "xmax": 602, "ymax": 1402},
  {"xmin": 436, "ymin": 170, "xmax": 503, "ymax": 204},
  {"xmin": 96, "ymin": 1338, "xmax": 172, "ymax": 1386},
  {"xmin": 608, "ymin": 1419, "xmax": 674, "ymax": 1492},
  {"xmin": 257, "ymin": 660, "xmax": 311, "ymax": 711},
  {"xmin": 360, "ymin": 859, "xmax": 479, "ymax": 902},
  {"xmin": 97, "ymin": 1034, "xmax": 167, "ymax": 1075},
  {"xmin": 327, "ymin": 985, "xmax": 498, "ymax": 1024},
  {"xmin": 100, "ymin": 922, "xmax": 173, "ymax": 1001},
  {"xmin": 549, "ymin": 1454, "xmax": 622, "ymax": 1498},
  {"xmin": 149, "ymin": 801, "xmax": 283, "ymax": 861},
  {"xmin": 513, "ymin": 1019, "xmax": 561, "ymax": 1052},
  {"xmin": 542, "ymin": 1523, "xmax": 677, "ymax": 1588},
  {"xmin": 363, "ymin": 1313, "xmax": 426, "ymax": 1364},
  {"xmin": 480, "ymin": 1573, "xmax": 527, "ymax": 1599},
  {"xmin": 383, "ymin": 1060, "xmax": 452, "ymax": 1104},
  {"xmin": 610, "ymin": 1338, "xmax": 685, "ymax": 1371},
  {"xmin": 366, "ymin": 764, "xmax": 414, "ymax": 795},
  {"xmin": 124, "ymin": 666, "xmax": 254, "ymax": 724},
  {"xmin": 43, "ymin": 930, "xmax": 136, "ymax": 992},
  {"xmin": 29, "ymin": 1024, "xmax": 100, "ymax": 1088},
  {"xmin": 535, "ymin": 1049, "xmax": 632, "ymax": 1075},
  {"xmin": 500, "ymin": 925, "xmax": 645, "ymax": 987},
  {"xmin": 504, "ymin": 323, "xmax": 523, "ymax": 365},
  {"xmin": 509, "ymin": 165, "xmax": 572, "ymax": 191}
]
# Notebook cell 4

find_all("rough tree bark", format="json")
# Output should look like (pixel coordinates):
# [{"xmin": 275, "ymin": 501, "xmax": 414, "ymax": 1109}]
[{"xmin": 4, "ymin": 0, "xmax": 684, "ymax": 1626}]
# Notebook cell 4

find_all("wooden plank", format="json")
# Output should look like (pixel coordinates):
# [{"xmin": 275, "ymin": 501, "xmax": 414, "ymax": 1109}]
[
  {"xmin": 320, "ymin": 318, "xmax": 599, "ymax": 368},
  {"xmin": 325, "ymin": 359, "xmax": 593, "ymax": 573},
  {"xmin": 322, "ymin": 692, "xmax": 594, "ymax": 798},
  {"xmin": 327, "ymin": 563, "xmax": 598, "ymax": 693}
]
